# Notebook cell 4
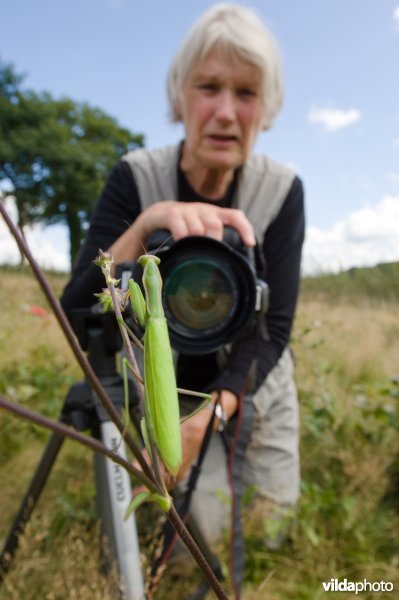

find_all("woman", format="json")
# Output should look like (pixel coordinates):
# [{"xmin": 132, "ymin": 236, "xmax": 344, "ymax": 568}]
[{"xmin": 61, "ymin": 4, "xmax": 305, "ymax": 547}]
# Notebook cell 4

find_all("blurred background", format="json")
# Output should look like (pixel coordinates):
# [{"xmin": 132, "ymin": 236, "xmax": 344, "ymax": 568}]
[{"xmin": 1, "ymin": 0, "xmax": 399, "ymax": 274}]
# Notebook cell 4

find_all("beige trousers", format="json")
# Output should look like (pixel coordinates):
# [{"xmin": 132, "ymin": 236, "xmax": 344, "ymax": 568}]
[{"xmin": 181, "ymin": 348, "xmax": 300, "ymax": 543}]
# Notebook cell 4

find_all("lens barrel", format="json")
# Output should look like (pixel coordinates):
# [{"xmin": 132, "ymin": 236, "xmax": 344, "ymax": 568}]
[{"xmin": 153, "ymin": 234, "xmax": 258, "ymax": 354}]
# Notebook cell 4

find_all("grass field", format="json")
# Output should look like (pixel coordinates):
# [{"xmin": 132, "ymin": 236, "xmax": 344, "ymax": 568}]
[{"xmin": 0, "ymin": 264, "xmax": 399, "ymax": 599}]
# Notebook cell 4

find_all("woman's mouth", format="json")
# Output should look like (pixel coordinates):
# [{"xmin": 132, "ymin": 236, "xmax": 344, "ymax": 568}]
[{"xmin": 207, "ymin": 134, "xmax": 238, "ymax": 146}]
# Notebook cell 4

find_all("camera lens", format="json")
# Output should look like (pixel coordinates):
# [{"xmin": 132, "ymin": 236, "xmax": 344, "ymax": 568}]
[
  {"xmin": 163, "ymin": 258, "xmax": 237, "ymax": 333},
  {"xmin": 142, "ymin": 232, "xmax": 259, "ymax": 354}
]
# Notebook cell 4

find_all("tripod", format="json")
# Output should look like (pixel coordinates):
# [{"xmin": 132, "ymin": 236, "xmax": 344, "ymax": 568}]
[{"xmin": 0, "ymin": 310, "xmax": 145, "ymax": 600}]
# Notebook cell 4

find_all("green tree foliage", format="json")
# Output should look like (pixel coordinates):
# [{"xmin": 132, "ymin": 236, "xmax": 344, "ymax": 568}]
[
  {"xmin": 0, "ymin": 59, "xmax": 144, "ymax": 265},
  {"xmin": 301, "ymin": 261, "xmax": 399, "ymax": 304},
  {"xmin": 0, "ymin": 63, "xmax": 53, "ymax": 235}
]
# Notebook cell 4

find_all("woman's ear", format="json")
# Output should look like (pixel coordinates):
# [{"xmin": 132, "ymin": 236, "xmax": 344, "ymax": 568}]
[{"xmin": 173, "ymin": 97, "xmax": 183, "ymax": 122}]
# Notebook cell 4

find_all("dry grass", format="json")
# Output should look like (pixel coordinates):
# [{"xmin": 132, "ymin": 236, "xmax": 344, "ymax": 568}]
[
  {"xmin": 294, "ymin": 298, "xmax": 399, "ymax": 390},
  {"xmin": 1, "ymin": 516, "xmax": 120, "ymax": 600},
  {"xmin": 0, "ymin": 268, "xmax": 76, "ymax": 372}
]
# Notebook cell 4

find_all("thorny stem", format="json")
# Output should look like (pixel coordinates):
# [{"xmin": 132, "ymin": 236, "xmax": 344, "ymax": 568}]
[
  {"xmin": 0, "ymin": 396, "xmax": 158, "ymax": 494},
  {"xmin": 109, "ymin": 280, "xmax": 145, "ymax": 403},
  {"xmin": 96, "ymin": 252, "xmax": 145, "ymax": 410},
  {"xmin": 124, "ymin": 321, "xmax": 144, "ymax": 352},
  {"xmin": 0, "ymin": 201, "xmax": 156, "ymax": 489},
  {"xmin": 167, "ymin": 505, "xmax": 229, "ymax": 600},
  {"xmin": 102, "ymin": 258, "xmax": 166, "ymax": 492}
]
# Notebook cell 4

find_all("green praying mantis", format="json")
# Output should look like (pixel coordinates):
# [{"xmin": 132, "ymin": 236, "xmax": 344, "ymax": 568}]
[
  {"xmin": 129, "ymin": 254, "xmax": 213, "ymax": 473},
  {"xmin": 96, "ymin": 251, "xmax": 212, "ymax": 513},
  {"xmin": 129, "ymin": 254, "xmax": 183, "ymax": 477}
]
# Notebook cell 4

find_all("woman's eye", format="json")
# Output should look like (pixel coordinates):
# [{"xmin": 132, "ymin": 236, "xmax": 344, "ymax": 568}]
[
  {"xmin": 199, "ymin": 83, "xmax": 218, "ymax": 92},
  {"xmin": 238, "ymin": 88, "xmax": 257, "ymax": 98}
]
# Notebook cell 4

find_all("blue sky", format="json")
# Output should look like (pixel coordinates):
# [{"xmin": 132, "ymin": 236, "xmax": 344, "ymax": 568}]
[{"xmin": 1, "ymin": 0, "xmax": 399, "ymax": 273}]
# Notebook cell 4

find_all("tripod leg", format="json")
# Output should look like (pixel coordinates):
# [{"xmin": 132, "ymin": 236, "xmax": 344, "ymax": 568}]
[
  {"xmin": 95, "ymin": 421, "xmax": 145, "ymax": 600},
  {"xmin": 0, "ymin": 430, "xmax": 65, "ymax": 580}
]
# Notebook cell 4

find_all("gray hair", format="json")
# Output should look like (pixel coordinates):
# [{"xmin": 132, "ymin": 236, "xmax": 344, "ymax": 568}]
[{"xmin": 167, "ymin": 4, "xmax": 284, "ymax": 130}]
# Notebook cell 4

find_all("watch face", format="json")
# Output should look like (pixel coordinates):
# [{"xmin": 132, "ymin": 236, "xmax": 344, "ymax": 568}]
[{"xmin": 215, "ymin": 403, "xmax": 228, "ymax": 431}]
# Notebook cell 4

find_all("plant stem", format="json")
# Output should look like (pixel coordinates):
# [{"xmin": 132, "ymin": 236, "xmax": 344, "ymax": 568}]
[
  {"xmin": 107, "ymin": 269, "xmax": 165, "ymax": 491},
  {"xmin": 1, "ymin": 395, "xmax": 229, "ymax": 598},
  {"xmin": 0, "ymin": 395, "xmax": 158, "ymax": 494},
  {"xmin": 0, "ymin": 200, "xmax": 156, "ymax": 488},
  {"xmin": 167, "ymin": 504, "xmax": 229, "ymax": 600}
]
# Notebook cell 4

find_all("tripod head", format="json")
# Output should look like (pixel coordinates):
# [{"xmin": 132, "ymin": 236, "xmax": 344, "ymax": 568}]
[{"xmin": 70, "ymin": 308, "xmax": 123, "ymax": 378}]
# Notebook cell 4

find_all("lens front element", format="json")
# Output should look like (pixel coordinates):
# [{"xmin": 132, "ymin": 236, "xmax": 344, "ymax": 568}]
[
  {"xmin": 163, "ymin": 259, "xmax": 237, "ymax": 334},
  {"xmin": 154, "ymin": 233, "xmax": 258, "ymax": 354}
]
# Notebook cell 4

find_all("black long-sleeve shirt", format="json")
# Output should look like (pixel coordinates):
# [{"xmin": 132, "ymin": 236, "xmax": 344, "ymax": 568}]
[{"xmin": 61, "ymin": 157, "xmax": 305, "ymax": 397}]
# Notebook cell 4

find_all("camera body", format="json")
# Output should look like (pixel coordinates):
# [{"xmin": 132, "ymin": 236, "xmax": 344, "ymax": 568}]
[{"xmin": 119, "ymin": 228, "xmax": 268, "ymax": 355}]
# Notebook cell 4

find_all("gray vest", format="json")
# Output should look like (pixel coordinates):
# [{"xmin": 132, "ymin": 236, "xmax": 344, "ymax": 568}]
[
  {"xmin": 122, "ymin": 144, "xmax": 296, "ymax": 386},
  {"xmin": 122, "ymin": 145, "xmax": 295, "ymax": 241},
  {"xmin": 123, "ymin": 146, "xmax": 295, "ymax": 380}
]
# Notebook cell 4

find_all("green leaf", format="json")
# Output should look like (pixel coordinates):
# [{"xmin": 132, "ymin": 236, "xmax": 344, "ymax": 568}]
[
  {"xmin": 125, "ymin": 491, "xmax": 152, "ymax": 520},
  {"xmin": 124, "ymin": 491, "xmax": 171, "ymax": 520}
]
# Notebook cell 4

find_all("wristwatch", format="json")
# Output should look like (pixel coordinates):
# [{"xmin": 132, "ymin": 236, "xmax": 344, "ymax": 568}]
[{"xmin": 214, "ymin": 402, "xmax": 228, "ymax": 432}]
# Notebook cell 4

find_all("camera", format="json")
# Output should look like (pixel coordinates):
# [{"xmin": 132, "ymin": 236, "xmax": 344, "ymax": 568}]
[{"xmin": 119, "ymin": 228, "xmax": 268, "ymax": 355}]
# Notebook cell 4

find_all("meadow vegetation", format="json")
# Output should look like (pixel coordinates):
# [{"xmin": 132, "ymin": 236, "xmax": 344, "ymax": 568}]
[{"xmin": 0, "ymin": 263, "xmax": 398, "ymax": 599}]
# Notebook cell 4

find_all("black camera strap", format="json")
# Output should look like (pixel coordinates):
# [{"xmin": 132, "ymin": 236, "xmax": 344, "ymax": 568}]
[
  {"xmin": 149, "ymin": 390, "xmax": 254, "ymax": 600},
  {"xmin": 225, "ymin": 391, "xmax": 254, "ymax": 598},
  {"xmin": 149, "ymin": 401, "xmax": 221, "ymax": 592}
]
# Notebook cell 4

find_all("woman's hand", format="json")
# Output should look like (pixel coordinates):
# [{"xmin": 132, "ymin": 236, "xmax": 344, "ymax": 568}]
[
  {"xmin": 132, "ymin": 389, "xmax": 238, "ymax": 489},
  {"xmin": 110, "ymin": 201, "xmax": 255, "ymax": 265},
  {"xmin": 139, "ymin": 201, "xmax": 255, "ymax": 247},
  {"xmin": 177, "ymin": 388, "xmax": 238, "ymax": 482}
]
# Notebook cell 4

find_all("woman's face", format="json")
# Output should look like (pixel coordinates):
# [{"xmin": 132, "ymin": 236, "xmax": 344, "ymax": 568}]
[{"xmin": 178, "ymin": 45, "xmax": 264, "ymax": 174}]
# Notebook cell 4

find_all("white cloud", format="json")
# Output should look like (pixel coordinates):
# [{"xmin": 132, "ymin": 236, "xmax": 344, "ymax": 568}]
[
  {"xmin": 0, "ymin": 197, "xmax": 70, "ymax": 272},
  {"xmin": 386, "ymin": 172, "xmax": 399, "ymax": 184},
  {"xmin": 308, "ymin": 106, "xmax": 361, "ymax": 132},
  {"xmin": 394, "ymin": 6, "xmax": 399, "ymax": 30},
  {"xmin": 302, "ymin": 195, "xmax": 399, "ymax": 274}
]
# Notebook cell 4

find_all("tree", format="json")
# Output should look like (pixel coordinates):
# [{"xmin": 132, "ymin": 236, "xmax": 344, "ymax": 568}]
[
  {"xmin": 0, "ymin": 60, "xmax": 144, "ymax": 266},
  {"xmin": 0, "ymin": 63, "xmax": 54, "ymax": 238},
  {"xmin": 39, "ymin": 98, "xmax": 144, "ymax": 264}
]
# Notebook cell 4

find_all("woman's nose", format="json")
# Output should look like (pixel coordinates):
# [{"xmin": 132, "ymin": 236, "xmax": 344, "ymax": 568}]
[{"xmin": 214, "ymin": 90, "xmax": 236, "ymax": 123}]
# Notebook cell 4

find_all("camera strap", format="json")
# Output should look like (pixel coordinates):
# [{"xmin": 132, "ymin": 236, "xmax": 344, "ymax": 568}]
[
  {"xmin": 225, "ymin": 390, "xmax": 255, "ymax": 598},
  {"xmin": 149, "ymin": 390, "xmax": 254, "ymax": 600},
  {"xmin": 149, "ymin": 401, "xmax": 221, "ymax": 592}
]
